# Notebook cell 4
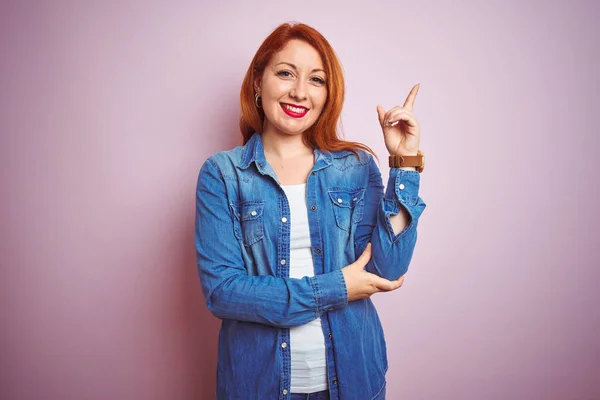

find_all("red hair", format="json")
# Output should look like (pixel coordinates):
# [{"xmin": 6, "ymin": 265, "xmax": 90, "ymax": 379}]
[{"xmin": 239, "ymin": 22, "xmax": 376, "ymax": 159}]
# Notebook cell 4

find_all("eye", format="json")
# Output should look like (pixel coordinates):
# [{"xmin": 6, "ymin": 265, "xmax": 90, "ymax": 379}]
[
  {"xmin": 276, "ymin": 70, "xmax": 293, "ymax": 78},
  {"xmin": 311, "ymin": 76, "xmax": 326, "ymax": 85}
]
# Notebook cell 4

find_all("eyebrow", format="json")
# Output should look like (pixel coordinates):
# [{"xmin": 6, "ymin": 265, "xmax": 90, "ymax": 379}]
[{"xmin": 275, "ymin": 62, "xmax": 325, "ymax": 74}]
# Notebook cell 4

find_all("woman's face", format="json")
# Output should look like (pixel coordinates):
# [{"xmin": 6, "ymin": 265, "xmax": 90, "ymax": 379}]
[{"xmin": 255, "ymin": 39, "xmax": 328, "ymax": 137}]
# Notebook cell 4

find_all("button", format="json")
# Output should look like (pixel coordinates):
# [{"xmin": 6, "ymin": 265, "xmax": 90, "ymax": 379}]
[
  {"xmin": 328, "ymin": 333, "xmax": 332, "ymax": 338},
  {"xmin": 333, "ymin": 379, "xmax": 338, "ymax": 385},
  {"xmin": 281, "ymin": 217, "xmax": 287, "ymax": 223},
  {"xmin": 282, "ymin": 389, "xmax": 288, "ymax": 395},
  {"xmin": 311, "ymin": 205, "xmax": 317, "ymax": 211},
  {"xmin": 311, "ymin": 171, "xmax": 315, "ymax": 175},
  {"xmin": 251, "ymin": 210, "xmax": 257, "ymax": 216},
  {"xmin": 280, "ymin": 259, "xmax": 286, "ymax": 265},
  {"xmin": 398, "ymin": 183, "xmax": 405, "ymax": 190},
  {"xmin": 281, "ymin": 342, "xmax": 287, "ymax": 348},
  {"xmin": 353, "ymin": 197, "xmax": 357, "ymax": 201},
  {"xmin": 258, "ymin": 163, "xmax": 263, "ymax": 168},
  {"xmin": 315, "ymin": 248, "xmax": 322, "ymax": 254},
  {"xmin": 337, "ymin": 198, "xmax": 343, "ymax": 203}
]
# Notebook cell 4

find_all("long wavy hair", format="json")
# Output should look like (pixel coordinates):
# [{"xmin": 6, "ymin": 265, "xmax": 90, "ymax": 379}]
[{"xmin": 239, "ymin": 22, "xmax": 376, "ymax": 159}]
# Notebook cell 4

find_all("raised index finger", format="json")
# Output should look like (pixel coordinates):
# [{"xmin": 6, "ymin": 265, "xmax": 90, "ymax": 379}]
[{"xmin": 403, "ymin": 83, "xmax": 420, "ymax": 112}]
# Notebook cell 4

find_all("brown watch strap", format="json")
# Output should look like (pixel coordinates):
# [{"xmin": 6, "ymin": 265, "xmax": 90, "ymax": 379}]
[{"xmin": 389, "ymin": 150, "xmax": 425, "ymax": 172}]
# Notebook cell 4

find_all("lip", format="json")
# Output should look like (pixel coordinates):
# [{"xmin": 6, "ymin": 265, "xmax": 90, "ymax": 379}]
[{"xmin": 280, "ymin": 103, "xmax": 309, "ymax": 118}]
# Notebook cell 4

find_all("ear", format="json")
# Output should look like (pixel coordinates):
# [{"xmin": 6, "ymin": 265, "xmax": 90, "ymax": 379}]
[{"xmin": 253, "ymin": 76, "xmax": 261, "ymax": 95}]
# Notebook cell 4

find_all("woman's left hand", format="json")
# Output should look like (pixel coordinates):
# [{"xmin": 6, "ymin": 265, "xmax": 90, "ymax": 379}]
[{"xmin": 376, "ymin": 83, "xmax": 421, "ymax": 156}]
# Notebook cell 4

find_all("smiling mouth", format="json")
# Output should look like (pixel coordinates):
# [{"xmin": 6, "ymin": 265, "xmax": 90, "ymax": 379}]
[
  {"xmin": 280, "ymin": 103, "xmax": 309, "ymax": 118},
  {"xmin": 281, "ymin": 103, "xmax": 309, "ymax": 112}
]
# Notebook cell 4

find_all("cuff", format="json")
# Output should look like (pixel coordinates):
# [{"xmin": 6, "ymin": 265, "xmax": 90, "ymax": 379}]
[
  {"xmin": 384, "ymin": 168, "xmax": 421, "ymax": 205},
  {"xmin": 309, "ymin": 269, "xmax": 348, "ymax": 314}
]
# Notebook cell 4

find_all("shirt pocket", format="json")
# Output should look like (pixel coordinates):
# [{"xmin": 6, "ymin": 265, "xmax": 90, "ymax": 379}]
[
  {"xmin": 327, "ymin": 187, "xmax": 366, "ymax": 232},
  {"xmin": 230, "ymin": 200, "xmax": 265, "ymax": 246}
]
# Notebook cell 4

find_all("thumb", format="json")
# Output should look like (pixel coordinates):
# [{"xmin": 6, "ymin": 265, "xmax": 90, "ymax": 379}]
[{"xmin": 376, "ymin": 105, "xmax": 386, "ymax": 126}]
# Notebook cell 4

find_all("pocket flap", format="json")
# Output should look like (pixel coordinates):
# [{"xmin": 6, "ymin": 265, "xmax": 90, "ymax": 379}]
[
  {"xmin": 231, "ymin": 201, "xmax": 265, "ymax": 221},
  {"xmin": 327, "ymin": 188, "xmax": 365, "ymax": 208}
]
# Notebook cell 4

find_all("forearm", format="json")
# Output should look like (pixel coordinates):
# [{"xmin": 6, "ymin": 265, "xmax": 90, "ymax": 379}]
[{"xmin": 389, "ymin": 206, "xmax": 410, "ymax": 236}]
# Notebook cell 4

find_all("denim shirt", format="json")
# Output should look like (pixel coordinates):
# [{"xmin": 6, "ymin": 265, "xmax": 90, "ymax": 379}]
[{"xmin": 194, "ymin": 132, "xmax": 426, "ymax": 400}]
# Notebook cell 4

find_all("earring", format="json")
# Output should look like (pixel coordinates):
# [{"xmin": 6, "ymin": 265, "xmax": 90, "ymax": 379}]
[{"xmin": 254, "ymin": 92, "xmax": 262, "ymax": 108}]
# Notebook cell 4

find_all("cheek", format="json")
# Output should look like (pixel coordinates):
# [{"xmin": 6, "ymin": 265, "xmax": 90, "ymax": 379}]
[
  {"xmin": 313, "ymin": 92, "xmax": 328, "ymax": 114},
  {"xmin": 266, "ymin": 80, "xmax": 290, "ymax": 99}
]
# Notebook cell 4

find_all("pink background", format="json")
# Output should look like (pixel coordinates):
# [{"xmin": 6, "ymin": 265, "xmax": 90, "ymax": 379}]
[{"xmin": 1, "ymin": 1, "xmax": 598, "ymax": 399}]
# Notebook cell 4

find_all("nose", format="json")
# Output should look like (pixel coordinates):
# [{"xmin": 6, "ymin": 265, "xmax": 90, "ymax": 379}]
[{"xmin": 290, "ymin": 80, "xmax": 307, "ymax": 101}]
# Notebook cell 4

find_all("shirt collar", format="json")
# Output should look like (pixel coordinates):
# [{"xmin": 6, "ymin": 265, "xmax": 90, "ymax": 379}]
[{"xmin": 239, "ymin": 131, "xmax": 354, "ymax": 170}]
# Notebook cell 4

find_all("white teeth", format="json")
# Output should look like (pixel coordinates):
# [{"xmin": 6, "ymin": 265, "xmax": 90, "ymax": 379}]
[{"xmin": 283, "ymin": 104, "xmax": 307, "ymax": 113}]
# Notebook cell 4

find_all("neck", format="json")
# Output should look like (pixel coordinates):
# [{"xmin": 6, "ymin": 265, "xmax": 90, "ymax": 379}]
[{"xmin": 261, "ymin": 129, "xmax": 313, "ymax": 159}]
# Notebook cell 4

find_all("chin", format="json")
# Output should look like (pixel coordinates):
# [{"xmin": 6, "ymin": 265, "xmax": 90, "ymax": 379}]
[
  {"xmin": 287, "ymin": 127, "xmax": 313, "ymax": 136},
  {"xmin": 275, "ymin": 122, "xmax": 313, "ymax": 136}
]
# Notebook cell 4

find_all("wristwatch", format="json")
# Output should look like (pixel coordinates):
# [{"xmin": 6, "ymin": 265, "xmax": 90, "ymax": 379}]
[{"xmin": 389, "ymin": 150, "xmax": 425, "ymax": 173}]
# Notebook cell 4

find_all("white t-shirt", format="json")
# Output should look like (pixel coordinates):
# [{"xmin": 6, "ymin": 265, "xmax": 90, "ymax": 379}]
[{"xmin": 281, "ymin": 183, "xmax": 328, "ymax": 393}]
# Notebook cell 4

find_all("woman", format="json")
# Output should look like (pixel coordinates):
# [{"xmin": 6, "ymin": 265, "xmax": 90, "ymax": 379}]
[{"xmin": 195, "ymin": 22, "xmax": 426, "ymax": 400}]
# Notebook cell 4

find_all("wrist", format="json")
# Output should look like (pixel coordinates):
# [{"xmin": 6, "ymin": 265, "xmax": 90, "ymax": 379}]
[{"xmin": 388, "ymin": 150, "xmax": 424, "ymax": 172}]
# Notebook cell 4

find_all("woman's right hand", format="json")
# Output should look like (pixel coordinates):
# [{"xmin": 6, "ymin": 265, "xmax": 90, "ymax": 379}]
[{"xmin": 341, "ymin": 243, "xmax": 405, "ymax": 301}]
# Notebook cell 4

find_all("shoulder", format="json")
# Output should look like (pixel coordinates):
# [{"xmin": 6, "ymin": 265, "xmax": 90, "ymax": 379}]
[
  {"xmin": 201, "ymin": 143, "xmax": 246, "ymax": 173},
  {"xmin": 208, "ymin": 144, "xmax": 245, "ymax": 166}
]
